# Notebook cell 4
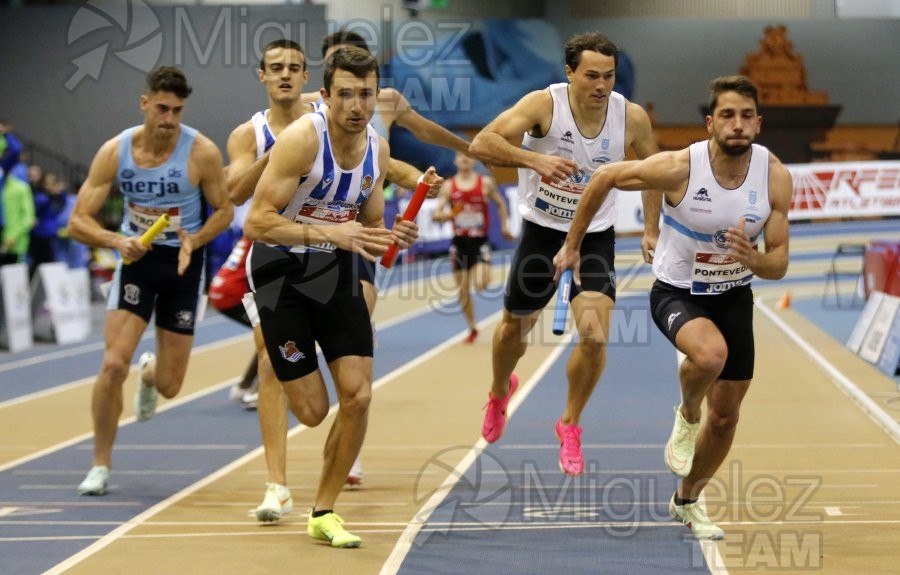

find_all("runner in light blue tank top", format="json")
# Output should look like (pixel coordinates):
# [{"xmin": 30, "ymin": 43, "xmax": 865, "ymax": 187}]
[
  {"xmin": 117, "ymin": 124, "xmax": 204, "ymax": 246},
  {"xmin": 69, "ymin": 66, "xmax": 231, "ymax": 499}
]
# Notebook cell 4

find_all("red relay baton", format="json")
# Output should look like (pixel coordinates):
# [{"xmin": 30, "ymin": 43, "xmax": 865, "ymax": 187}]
[{"xmin": 380, "ymin": 178, "xmax": 431, "ymax": 268}]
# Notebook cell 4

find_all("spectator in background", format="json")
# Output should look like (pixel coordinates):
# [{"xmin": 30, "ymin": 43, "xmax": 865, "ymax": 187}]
[
  {"xmin": 1, "ymin": 170, "xmax": 35, "ymax": 266},
  {"xmin": 27, "ymin": 164, "xmax": 43, "ymax": 190},
  {"xmin": 52, "ymin": 177, "xmax": 89, "ymax": 269},
  {"xmin": 0, "ymin": 120, "xmax": 28, "ymax": 182},
  {"xmin": 29, "ymin": 172, "xmax": 65, "ymax": 274}
]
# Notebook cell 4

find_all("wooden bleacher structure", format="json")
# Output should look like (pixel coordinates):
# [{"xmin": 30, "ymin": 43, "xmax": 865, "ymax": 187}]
[{"xmin": 739, "ymin": 24, "xmax": 828, "ymax": 106}]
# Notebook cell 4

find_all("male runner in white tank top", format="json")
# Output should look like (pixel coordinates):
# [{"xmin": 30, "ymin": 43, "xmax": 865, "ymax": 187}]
[
  {"xmin": 556, "ymin": 75, "xmax": 792, "ymax": 540},
  {"xmin": 469, "ymin": 32, "xmax": 658, "ymax": 476},
  {"xmin": 221, "ymin": 41, "xmax": 441, "ymax": 520},
  {"xmin": 244, "ymin": 47, "xmax": 419, "ymax": 548},
  {"xmin": 216, "ymin": 40, "xmax": 316, "ymax": 522}
]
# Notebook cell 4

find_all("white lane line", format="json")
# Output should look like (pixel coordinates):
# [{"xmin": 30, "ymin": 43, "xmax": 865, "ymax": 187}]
[
  {"xmin": 379, "ymin": 329, "xmax": 574, "ymax": 575},
  {"xmin": 499, "ymin": 443, "xmax": 886, "ymax": 449},
  {"xmin": 756, "ymin": 297, "xmax": 900, "ymax": 445},
  {"xmin": 0, "ymin": 536, "xmax": 101, "ymax": 543},
  {"xmin": 13, "ymin": 470, "xmax": 201, "ymax": 476},
  {"xmin": 0, "ymin": 376, "xmax": 241, "ymax": 475},
  {"xmin": 824, "ymin": 506, "xmax": 843, "ymax": 516},
  {"xmin": 674, "ymin": 349, "xmax": 729, "ymax": 575},
  {"xmin": 375, "ymin": 277, "xmax": 505, "ymax": 331},
  {"xmin": 0, "ymin": 333, "xmax": 251, "ymax": 411},
  {"xmin": 73, "ymin": 445, "xmax": 246, "ymax": 451},
  {"xmin": 0, "ymin": 315, "xmax": 231, "ymax": 374},
  {"xmin": 42, "ymin": 311, "xmax": 503, "ymax": 575},
  {"xmin": 0, "ymin": 501, "xmax": 141, "ymax": 507}
]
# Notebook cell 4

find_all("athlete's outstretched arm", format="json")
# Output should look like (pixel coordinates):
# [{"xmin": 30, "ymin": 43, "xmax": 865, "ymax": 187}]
[
  {"xmin": 384, "ymin": 88, "xmax": 469, "ymax": 154},
  {"xmin": 555, "ymin": 150, "xmax": 689, "ymax": 283},
  {"xmin": 225, "ymin": 121, "xmax": 268, "ymax": 206},
  {"xmin": 69, "ymin": 138, "xmax": 150, "ymax": 263},
  {"xmin": 189, "ymin": 135, "xmax": 232, "ymax": 249},
  {"xmin": 470, "ymin": 89, "xmax": 576, "ymax": 182}
]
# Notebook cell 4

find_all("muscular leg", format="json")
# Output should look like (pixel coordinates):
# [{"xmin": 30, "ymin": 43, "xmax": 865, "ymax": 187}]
[
  {"xmin": 490, "ymin": 309, "xmax": 541, "ymax": 397},
  {"xmin": 149, "ymin": 327, "xmax": 195, "ymax": 399},
  {"xmin": 256, "ymin": 325, "xmax": 329, "ymax": 486},
  {"xmin": 679, "ymin": 378, "xmax": 751, "ymax": 500},
  {"xmin": 673, "ymin": 318, "xmax": 728, "ymax": 423},
  {"xmin": 561, "ymin": 292, "xmax": 613, "ymax": 425},
  {"xmin": 257, "ymin": 348, "xmax": 289, "ymax": 486},
  {"xmin": 90, "ymin": 310, "xmax": 148, "ymax": 467},
  {"xmin": 311, "ymin": 356, "xmax": 372, "ymax": 510}
]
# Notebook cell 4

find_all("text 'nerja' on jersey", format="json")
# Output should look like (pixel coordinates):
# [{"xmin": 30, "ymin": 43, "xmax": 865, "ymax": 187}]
[
  {"xmin": 652, "ymin": 141, "xmax": 772, "ymax": 295},
  {"xmin": 116, "ymin": 125, "xmax": 203, "ymax": 247},
  {"xmin": 266, "ymin": 111, "xmax": 380, "ymax": 254},
  {"xmin": 518, "ymin": 83, "xmax": 627, "ymax": 233}
]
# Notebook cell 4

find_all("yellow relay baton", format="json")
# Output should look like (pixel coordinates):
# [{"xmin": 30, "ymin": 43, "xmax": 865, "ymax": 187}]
[{"xmin": 123, "ymin": 213, "xmax": 170, "ymax": 264}]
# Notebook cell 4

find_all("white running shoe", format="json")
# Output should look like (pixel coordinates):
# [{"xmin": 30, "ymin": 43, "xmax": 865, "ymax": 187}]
[
  {"xmin": 669, "ymin": 493, "xmax": 725, "ymax": 540},
  {"xmin": 134, "ymin": 352, "xmax": 158, "ymax": 422},
  {"xmin": 345, "ymin": 456, "xmax": 363, "ymax": 488},
  {"xmin": 255, "ymin": 482, "xmax": 293, "ymax": 523},
  {"xmin": 77, "ymin": 465, "xmax": 109, "ymax": 496},
  {"xmin": 664, "ymin": 405, "xmax": 700, "ymax": 477},
  {"xmin": 228, "ymin": 383, "xmax": 245, "ymax": 403}
]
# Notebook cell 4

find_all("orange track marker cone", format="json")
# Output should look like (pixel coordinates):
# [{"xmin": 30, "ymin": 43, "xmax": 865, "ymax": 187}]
[{"xmin": 776, "ymin": 289, "xmax": 792, "ymax": 309}]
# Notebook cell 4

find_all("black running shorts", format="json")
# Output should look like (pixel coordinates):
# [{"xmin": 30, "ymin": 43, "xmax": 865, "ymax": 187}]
[
  {"xmin": 248, "ymin": 242, "xmax": 372, "ymax": 381},
  {"xmin": 650, "ymin": 280, "xmax": 755, "ymax": 381},
  {"xmin": 107, "ymin": 245, "xmax": 205, "ymax": 335},
  {"xmin": 504, "ymin": 220, "xmax": 616, "ymax": 313},
  {"xmin": 450, "ymin": 236, "xmax": 491, "ymax": 272}
]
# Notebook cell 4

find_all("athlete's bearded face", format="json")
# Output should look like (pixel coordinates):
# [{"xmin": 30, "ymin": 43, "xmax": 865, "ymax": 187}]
[
  {"xmin": 259, "ymin": 47, "xmax": 308, "ymax": 104},
  {"xmin": 707, "ymin": 91, "xmax": 761, "ymax": 156}
]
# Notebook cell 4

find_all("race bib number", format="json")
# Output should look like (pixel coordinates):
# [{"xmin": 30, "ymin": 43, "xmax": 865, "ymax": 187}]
[
  {"xmin": 127, "ymin": 203, "xmax": 180, "ymax": 240},
  {"xmin": 291, "ymin": 203, "xmax": 358, "ymax": 253},
  {"xmin": 454, "ymin": 208, "xmax": 485, "ymax": 230},
  {"xmin": 691, "ymin": 252, "xmax": 753, "ymax": 295},
  {"xmin": 534, "ymin": 180, "xmax": 583, "ymax": 221}
]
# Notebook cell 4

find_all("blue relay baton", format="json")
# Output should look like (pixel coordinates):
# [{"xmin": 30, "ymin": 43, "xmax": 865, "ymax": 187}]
[{"xmin": 553, "ymin": 269, "xmax": 573, "ymax": 336}]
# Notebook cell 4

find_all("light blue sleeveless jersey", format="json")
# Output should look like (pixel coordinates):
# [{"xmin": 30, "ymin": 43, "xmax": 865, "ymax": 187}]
[{"xmin": 116, "ymin": 125, "xmax": 204, "ymax": 247}]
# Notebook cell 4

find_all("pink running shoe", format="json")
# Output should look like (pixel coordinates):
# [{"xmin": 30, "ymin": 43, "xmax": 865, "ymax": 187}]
[
  {"xmin": 481, "ymin": 374, "xmax": 519, "ymax": 443},
  {"xmin": 555, "ymin": 418, "xmax": 585, "ymax": 476}
]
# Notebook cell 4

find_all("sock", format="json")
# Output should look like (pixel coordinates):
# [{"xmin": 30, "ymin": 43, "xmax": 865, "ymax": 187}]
[
  {"xmin": 675, "ymin": 494, "xmax": 698, "ymax": 507},
  {"xmin": 312, "ymin": 508, "xmax": 333, "ymax": 518}
]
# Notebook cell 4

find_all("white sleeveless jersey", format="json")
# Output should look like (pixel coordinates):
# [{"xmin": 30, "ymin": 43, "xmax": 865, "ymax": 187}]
[
  {"xmin": 653, "ymin": 142, "xmax": 772, "ymax": 294},
  {"xmin": 518, "ymin": 83, "xmax": 627, "ymax": 232},
  {"xmin": 267, "ymin": 111, "xmax": 381, "ymax": 254},
  {"xmin": 233, "ymin": 104, "xmax": 328, "ymax": 230},
  {"xmin": 230, "ymin": 110, "xmax": 278, "ymax": 231}
]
